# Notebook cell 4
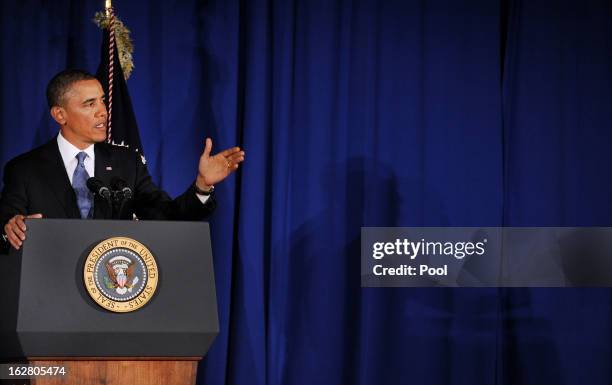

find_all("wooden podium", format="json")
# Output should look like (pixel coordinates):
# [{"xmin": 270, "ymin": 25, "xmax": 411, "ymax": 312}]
[
  {"xmin": 0, "ymin": 219, "xmax": 219, "ymax": 385},
  {"xmin": 26, "ymin": 359, "xmax": 198, "ymax": 385}
]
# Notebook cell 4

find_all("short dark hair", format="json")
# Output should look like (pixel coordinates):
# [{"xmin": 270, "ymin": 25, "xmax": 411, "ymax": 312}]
[{"xmin": 46, "ymin": 69, "xmax": 98, "ymax": 108}]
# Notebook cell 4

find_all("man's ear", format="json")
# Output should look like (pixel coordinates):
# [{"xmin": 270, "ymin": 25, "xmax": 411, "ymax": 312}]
[{"xmin": 50, "ymin": 106, "xmax": 66, "ymax": 125}]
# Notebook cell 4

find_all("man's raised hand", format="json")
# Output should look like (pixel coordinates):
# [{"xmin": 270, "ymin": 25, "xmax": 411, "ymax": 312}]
[{"xmin": 196, "ymin": 138, "xmax": 245, "ymax": 191}]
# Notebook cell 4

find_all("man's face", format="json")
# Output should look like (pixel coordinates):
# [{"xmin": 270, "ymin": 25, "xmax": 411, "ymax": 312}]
[{"xmin": 55, "ymin": 79, "xmax": 107, "ymax": 149}]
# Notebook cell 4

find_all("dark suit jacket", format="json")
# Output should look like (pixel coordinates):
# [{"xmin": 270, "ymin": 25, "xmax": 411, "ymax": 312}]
[{"xmin": 0, "ymin": 137, "xmax": 216, "ymax": 251}]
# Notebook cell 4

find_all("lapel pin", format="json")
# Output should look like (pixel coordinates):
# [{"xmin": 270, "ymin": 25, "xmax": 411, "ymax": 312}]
[{"xmin": 106, "ymin": 166, "xmax": 113, "ymax": 171}]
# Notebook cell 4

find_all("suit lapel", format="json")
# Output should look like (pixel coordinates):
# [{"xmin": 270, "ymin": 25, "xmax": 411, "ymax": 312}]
[{"xmin": 39, "ymin": 138, "xmax": 81, "ymax": 219}]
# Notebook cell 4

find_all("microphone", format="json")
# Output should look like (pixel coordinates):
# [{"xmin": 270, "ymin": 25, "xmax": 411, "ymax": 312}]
[
  {"xmin": 110, "ymin": 177, "xmax": 133, "ymax": 219},
  {"xmin": 110, "ymin": 177, "xmax": 133, "ymax": 200},
  {"xmin": 86, "ymin": 177, "xmax": 111, "ymax": 200},
  {"xmin": 87, "ymin": 177, "xmax": 113, "ymax": 219}
]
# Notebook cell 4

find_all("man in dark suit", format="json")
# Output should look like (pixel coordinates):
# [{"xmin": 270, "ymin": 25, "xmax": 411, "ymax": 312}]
[{"xmin": 0, "ymin": 69, "xmax": 245, "ymax": 252}]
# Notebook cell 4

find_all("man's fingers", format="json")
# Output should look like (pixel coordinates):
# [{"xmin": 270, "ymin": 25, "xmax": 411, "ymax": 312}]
[
  {"xmin": 203, "ymin": 138, "xmax": 213, "ymax": 157},
  {"xmin": 13, "ymin": 227, "xmax": 25, "ymax": 241},
  {"xmin": 227, "ymin": 153, "xmax": 245, "ymax": 164},
  {"xmin": 8, "ymin": 237, "xmax": 21, "ymax": 250},
  {"xmin": 7, "ymin": 221, "xmax": 26, "ymax": 241},
  {"xmin": 218, "ymin": 146, "xmax": 242, "ymax": 157},
  {"xmin": 3, "ymin": 213, "xmax": 39, "ymax": 249},
  {"xmin": 14, "ymin": 216, "xmax": 27, "ymax": 232},
  {"xmin": 2, "ymin": 214, "xmax": 40, "ymax": 250},
  {"xmin": 6, "ymin": 230, "xmax": 22, "ymax": 249}
]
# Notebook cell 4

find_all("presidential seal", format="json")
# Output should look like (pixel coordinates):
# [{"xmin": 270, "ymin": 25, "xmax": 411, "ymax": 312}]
[{"xmin": 83, "ymin": 237, "xmax": 159, "ymax": 313}]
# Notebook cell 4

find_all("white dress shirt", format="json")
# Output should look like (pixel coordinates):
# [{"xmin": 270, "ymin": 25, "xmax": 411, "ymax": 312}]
[{"xmin": 57, "ymin": 131, "xmax": 95, "ymax": 183}]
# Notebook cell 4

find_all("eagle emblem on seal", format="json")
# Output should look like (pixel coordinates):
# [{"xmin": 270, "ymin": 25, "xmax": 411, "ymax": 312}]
[{"xmin": 104, "ymin": 255, "xmax": 140, "ymax": 295}]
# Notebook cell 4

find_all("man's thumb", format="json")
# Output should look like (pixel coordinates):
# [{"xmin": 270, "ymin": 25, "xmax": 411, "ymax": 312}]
[{"xmin": 203, "ymin": 138, "xmax": 213, "ymax": 157}]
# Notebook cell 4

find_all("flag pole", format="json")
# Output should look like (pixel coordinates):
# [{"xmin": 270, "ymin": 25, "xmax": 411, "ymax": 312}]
[{"xmin": 104, "ymin": 0, "xmax": 116, "ymax": 142}]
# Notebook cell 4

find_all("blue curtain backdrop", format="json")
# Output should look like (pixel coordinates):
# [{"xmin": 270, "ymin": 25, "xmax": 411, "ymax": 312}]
[{"xmin": 0, "ymin": 0, "xmax": 611, "ymax": 384}]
